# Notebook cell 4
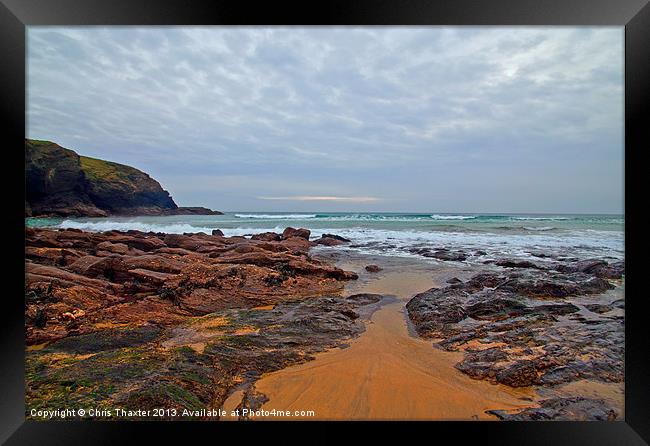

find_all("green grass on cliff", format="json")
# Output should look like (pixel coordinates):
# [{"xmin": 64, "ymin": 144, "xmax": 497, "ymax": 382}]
[
  {"xmin": 80, "ymin": 155, "xmax": 148, "ymax": 185},
  {"xmin": 26, "ymin": 139, "xmax": 55, "ymax": 146}
]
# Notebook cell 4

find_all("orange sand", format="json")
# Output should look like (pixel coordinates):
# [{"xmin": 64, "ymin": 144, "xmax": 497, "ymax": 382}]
[{"xmin": 245, "ymin": 267, "xmax": 537, "ymax": 420}]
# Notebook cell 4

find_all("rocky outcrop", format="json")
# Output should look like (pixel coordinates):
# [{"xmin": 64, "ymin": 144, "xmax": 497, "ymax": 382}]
[
  {"xmin": 26, "ymin": 293, "xmax": 386, "ymax": 420},
  {"xmin": 25, "ymin": 139, "xmax": 222, "ymax": 217},
  {"xmin": 25, "ymin": 139, "xmax": 107, "ymax": 217},
  {"xmin": 314, "ymin": 234, "xmax": 351, "ymax": 246},
  {"xmin": 25, "ymin": 227, "xmax": 357, "ymax": 344},
  {"xmin": 406, "ymin": 262, "xmax": 624, "ymax": 394},
  {"xmin": 488, "ymin": 397, "xmax": 619, "ymax": 421},
  {"xmin": 24, "ymin": 227, "xmax": 380, "ymax": 419},
  {"xmin": 282, "ymin": 227, "xmax": 311, "ymax": 240},
  {"xmin": 408, "ymin": 247, "xmax": 468, "ymax": 261},
  {"xmin": 365, "ymin": 265, "xmax": 382, "ymax": 273},
  {"xmin": 25, "ymin": 228, "xmax": 370, "ymax": 419}
]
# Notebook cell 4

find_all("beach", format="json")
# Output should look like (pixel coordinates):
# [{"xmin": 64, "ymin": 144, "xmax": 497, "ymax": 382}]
[{"xmin": 25, "ymin": 212, "xmax": 624, "ymax": 420}]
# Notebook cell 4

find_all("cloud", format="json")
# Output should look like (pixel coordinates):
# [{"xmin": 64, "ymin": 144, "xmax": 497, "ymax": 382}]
[{"xmin": 27, "ymin": 27, "xmax": 623, "ymax": 213}]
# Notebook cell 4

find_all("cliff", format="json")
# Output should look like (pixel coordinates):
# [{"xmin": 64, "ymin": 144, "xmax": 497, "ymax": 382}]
[{"xmin": 25, "ymin": 139, "xmax": 221, "ymax": 217}]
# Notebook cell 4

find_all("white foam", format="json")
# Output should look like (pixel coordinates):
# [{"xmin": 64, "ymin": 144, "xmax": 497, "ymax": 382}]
[
  {"xmin": 49, "ymin": 218, "xmax": 624, "ymax": 263},
  {"xmin": 234, "ymin": 214, "xmax": 317, "ymax": 219},
  {"xmin": 55, "ymin": 219, "xmax": 215, "ymax": 234},
  {"xmin": 430, "ymin": 214, "xmax": 476, "ymax": 220},
  {"xmin": 512, "ymin": 216, "xmax": 569, "ymax": 221}
]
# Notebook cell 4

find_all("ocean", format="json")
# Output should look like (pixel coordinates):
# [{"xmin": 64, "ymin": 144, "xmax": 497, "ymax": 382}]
[{"xmin": 26, "ymin": 212, "xmax": 624, "ymax": 264}]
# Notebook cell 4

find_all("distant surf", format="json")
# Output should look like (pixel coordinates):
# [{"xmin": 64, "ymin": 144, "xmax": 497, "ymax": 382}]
[{"xmin": 26, "ymin": 212, "xmax": 624, "ymax": 264}]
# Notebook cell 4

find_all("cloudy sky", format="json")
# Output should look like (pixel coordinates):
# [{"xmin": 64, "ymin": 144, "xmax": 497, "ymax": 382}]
[{"xmin": 27, "ymin": 27, "xmax": 623, "ymax": 213}]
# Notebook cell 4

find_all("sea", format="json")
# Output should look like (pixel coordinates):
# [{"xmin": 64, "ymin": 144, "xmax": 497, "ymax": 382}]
[{"xmin": 26, "ymin": 212, "xmax": 624, "ymax": 264}]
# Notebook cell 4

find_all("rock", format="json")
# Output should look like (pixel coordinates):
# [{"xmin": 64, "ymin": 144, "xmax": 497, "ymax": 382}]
[
  {"xmin": 406, "ymin": 266, "xmax": 624, "ymax": 391},
  {"xmin": 487, "ymin": 397, "xmax": 618, "ymax": 421},
  {"xmin": 250, "ymin": 232, "xmax": 282, "ymax": 241},
  {"xmin": 420, "ymin": 249, "xmax": 467, "ymax": 261},
  {"xmin": 128, "ymin": 268, "xmax": 177, "ymax": 286},
  {"xmin": 80, "ymin": 152, "xmax": 177, "ymax": 215},
  {"xmin": 25, "ymin": 139, "xmax": 222, "ymax": 217},
  {"xmin": 455, "ymin": 347, "xmax": 509, "ymax": 380},
  {"xmin": 555, "ymin": 259, "xmax": 624, "ymax": 280},
  {"xmin": 446, "ymin": 277, "xmax": 462, "ymax": 284},
  {"xmin": 495, "ymin": 360, "xmax": 538, "ymax": 387},
  {"xmin": 314, "ymin": 237, "xmax": 346, "ymax": 246},
  {"xmin": 25, "ymin": 139, "xmax": 107, "ymax": 217},
  {"xmin": 96, "ymin": 241, "xmax": 130, "ymax": 254},
  {"xmin": 464, "ymin": 297, "xmax": 530, "ymax": 321},
  {"xmin": 320, "ymin": 233, "xmax": 351, "ymax": 242},
  {"xmin": 26, "ymin": 228, "xmax": 359, "ymax": 345},
  {"xmin": 211, "ymin": 229, "xmax": 224, "ymax": 236},
  {"xmin": 532, "ymin": 303, "xmax": 581, "ymax": 315},
  {"xmin": 365, "ymin": 265, "xmax": 382, "ymax": 273},
  {"xmin": 25, "ymin": 246, "xmax": 83, "ymax": 266},
  {"xmin": 282, "ymin": 227, "xmax": 311, "ymax": 240},
  {"xmin": 26, "ymin": 291, "xmax": 386, "ymax": 419},
  {"xmin": 163, "ymin": 234, "xmax": 205, "ymax": 251},
  {"xmin": 167, "ymin": 207, "xmax": 223, "ymax": 216},
  {"xmin": 585, "ymin": 303, "xmax": 614, "ymax": 314},
  {"xmin": 313, "ymin": 234, "xmax": 351, "ymax": 246},
  {"xmin": 495, "ymin": 259, "xmax": 544, "ymax": 269}
]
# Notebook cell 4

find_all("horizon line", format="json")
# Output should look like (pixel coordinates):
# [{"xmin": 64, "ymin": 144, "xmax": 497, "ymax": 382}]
[{"xmin": 210, "ymin": 210, "xmax": 625, "ymax": 216}]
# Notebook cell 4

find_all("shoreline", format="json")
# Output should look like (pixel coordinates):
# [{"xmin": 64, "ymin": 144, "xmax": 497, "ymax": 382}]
[{"xmin": 24, "ymin": 227, "xmax": 624, "ymax": 420}]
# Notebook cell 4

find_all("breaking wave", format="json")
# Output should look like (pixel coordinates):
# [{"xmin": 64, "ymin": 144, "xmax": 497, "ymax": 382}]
[{"xmin": 235, "ymin": 214, "xmax": 318, "ymax": 219}]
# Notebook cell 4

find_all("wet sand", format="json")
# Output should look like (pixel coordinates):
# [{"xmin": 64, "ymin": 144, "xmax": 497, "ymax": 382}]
[{"xmin": 244, "ymin": 253, "xmax": 537, "ymax": 420}]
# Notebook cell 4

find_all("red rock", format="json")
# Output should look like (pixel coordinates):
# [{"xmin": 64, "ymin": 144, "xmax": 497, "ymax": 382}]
[
  {"xmin": 128, "ymin": 268, "xmax": 177, "ymax": 285},
  {"xmin": 282, "ymin": 227, "xmax": 311, "ymax": 240},
  {"xmin": 25, "ymin": 228, "xmax": 358, "ymax": 343},
  {"xmin": 109, "ymin": 235, "xmax": 166, "ymax": 252},
  {"xmin": 97, "ymin": 241, "xmax": 129, "ymax": 254},
  {"xmin": 251, "ymin": 232, "xmax": 282, "ymax": 241},
  {"xmin": 25, "ymin": 246, "xmax": 83, "ymax": 266},
  {"xmin": 163, "ymin": 234, "xmax": 206, "ymax": 251}
]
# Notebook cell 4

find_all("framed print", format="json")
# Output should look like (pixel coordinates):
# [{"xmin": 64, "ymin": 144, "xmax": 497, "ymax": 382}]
[{"xmin": 1, "ymin": 0, "xmax": 648, "ymax": 444}]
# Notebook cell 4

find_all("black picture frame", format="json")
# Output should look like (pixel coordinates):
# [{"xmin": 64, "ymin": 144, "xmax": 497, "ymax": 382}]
[{"xmin": 2, "ymin": 0, "xmax": 648, "ymax": 444}]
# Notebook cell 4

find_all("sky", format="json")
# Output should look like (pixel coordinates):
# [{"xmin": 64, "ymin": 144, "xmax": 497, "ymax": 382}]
[{"xmin": 27, "ymin": 27, "xmax": 624, "ymax": 214}]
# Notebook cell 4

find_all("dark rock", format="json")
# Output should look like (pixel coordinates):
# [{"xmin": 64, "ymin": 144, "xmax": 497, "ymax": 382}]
[
  {"xmin": 555, "ymin": 259, "xmax": 624, "ymax": 280},
  {"xmin": 465, "ymin": 296, "xmax": 530, "ymax": 321},
  {"xmin": 532, "ymin": 303, "xmax": 581, "ymax": 316},
  {"xmin": 211, "ymin": 229, "xmax": 224, "ymax": 236},
  {"xmin": 585, "ymin": 303, "xmax": 614, "ymax": 314},
  {"xmin": 365, "ymin": 265, "xmax": 382, "ymax": 273},
  {"xmin": 495, "ymin": 360, "xmax": 538, "ymax": 387},
  {"xmin": 167, "ymin": 207, "xmax": 223, "ymax": 216},
  {"xmin": 488, "ymin": 397, "xmax": 618, "ymax": 421},
  {"xmin": 320, "ymin": 234, "xmax": 351, "ymax": 242},
  {"xmin": 495, "ymin": 259, "xmax": 544, "ymax": 269},
  {"xmin": 313, "ymin": 234, "xmax": 351, "ymax": 246},
  {"xmin": 406, "ymin": 266, "xmax": 624, "ymax": 392},
  {"xmin": 25, "ymin": 139, "xmax": 222, "ymax": 217},
  {"xmin": 466, "ymin": 347, "xmax": 508, "ymax": 363},
  {"xmin": 26, "ymin": 293, "xmax": 387, "ymax": 420},
  {"xmin": 25, "ymin": 139, "xmax": 107, "ymax": 217},
  {"xmin": 446, "ymin": 277, "xmax": 462, "ymax": 284},
  {"xmin": 428, "ymin": 250, "xmax": 467, "ymax": 261}
]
